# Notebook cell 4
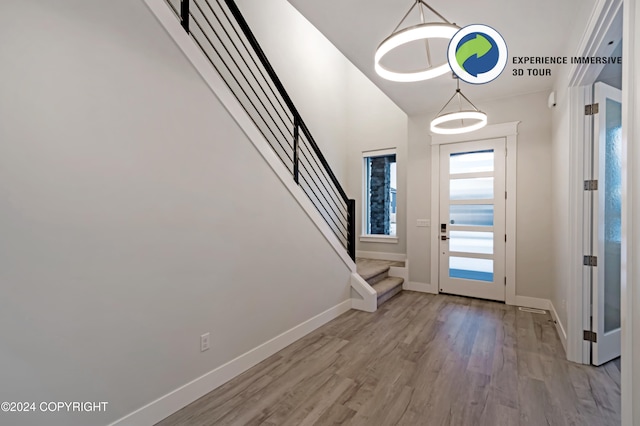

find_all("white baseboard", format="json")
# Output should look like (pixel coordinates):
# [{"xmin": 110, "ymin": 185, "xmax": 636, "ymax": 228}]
[
  {"xmin": 355, "ymin": 250, "xmax": 406, "ymax": 262},
  {"xmin": 513, "ymin": 295, "xmax": 550, "ymax": 311},
  {"xmin": 109, "ymin": 300, "xmax": 352, "ymax": 426},
  {"xmin": 404, "ymin": 281, "xmax": 437, "ymax": 294},
  {"xmin": 549, "ymin": 300, "xmax": 568, "ymax": 354}
]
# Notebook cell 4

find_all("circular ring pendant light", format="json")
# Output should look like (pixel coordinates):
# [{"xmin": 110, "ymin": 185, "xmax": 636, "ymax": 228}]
[
  {"xmin": 375, "ymin": 1, "xmax": 459, "ymax": 82},
  {"xmin": 430, "ymin": 111, "xmax": 487, "ymax": 134},
  {"xmin": 430, "ymin": 77, "xmax": 487, "ymax": 134}
]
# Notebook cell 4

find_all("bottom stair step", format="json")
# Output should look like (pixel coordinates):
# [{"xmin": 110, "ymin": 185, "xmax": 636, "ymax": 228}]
[{"xmin": 373, "ymin": 277, "xmax": 404, "ymax": 306}]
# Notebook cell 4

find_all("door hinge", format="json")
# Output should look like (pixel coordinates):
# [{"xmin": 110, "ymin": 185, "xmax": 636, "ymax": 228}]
[
  {"xmin": 584, "ymin": 180, "xmax": 598, "ymax": 191},
  {"xmin": 583, "ymin": 330, "xmax": 597, "ymax": 342},
  {"xmin": 585, "ymin": 103, "xmax": 599, "ymax": 115},
  {"xmin": 504, "ymin": 276, "xmax": 507, "ymax": 286},
  {"xmin": 583, "ymin": 255, "xmax": 598, "ymax": 266},
  {"xmin": 505, "ymin": 191, "xmax": 507, "ymax": 199},
  {"xmin": 505, "ymin": 234, "xmax": 507, "ymax": 242}
]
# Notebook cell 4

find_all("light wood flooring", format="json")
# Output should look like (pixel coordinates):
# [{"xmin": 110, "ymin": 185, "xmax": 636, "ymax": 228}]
[{"xmin": 157, "ymin": 292, "xmax": 621, "ymax": 426}]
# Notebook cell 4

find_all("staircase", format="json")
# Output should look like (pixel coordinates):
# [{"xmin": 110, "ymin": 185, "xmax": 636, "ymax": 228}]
[
  {"xmin": 356, "ymin": 259, "xmax": 405, "ymax": 306},
  {"xmin": 157, "ymin": 0, "xmax": 356, "ymax": 261}
]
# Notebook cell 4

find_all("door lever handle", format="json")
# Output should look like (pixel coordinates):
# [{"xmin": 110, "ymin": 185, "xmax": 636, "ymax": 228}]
[{"xmin": 441, "ymin": 236, "xmax": 450, "ymax": 241}]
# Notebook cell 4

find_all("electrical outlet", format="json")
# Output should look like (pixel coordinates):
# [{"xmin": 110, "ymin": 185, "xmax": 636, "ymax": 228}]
[{"xmin": 200, "ymin": 333, "xmax": 210, "ymax": 352}]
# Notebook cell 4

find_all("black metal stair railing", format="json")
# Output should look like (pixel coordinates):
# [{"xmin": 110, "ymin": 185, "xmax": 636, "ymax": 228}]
[{"xmin": 164, "ymin": 0, "xmax": 356, "ymax": 260}]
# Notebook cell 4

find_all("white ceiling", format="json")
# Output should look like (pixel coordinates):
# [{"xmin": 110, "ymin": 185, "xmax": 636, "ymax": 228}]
[{"xmin": 286, "ymin": 0, "xmax": 597, "ymax": 115}]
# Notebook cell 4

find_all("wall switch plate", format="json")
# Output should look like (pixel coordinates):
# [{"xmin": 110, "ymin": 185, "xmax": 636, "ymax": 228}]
[
  {"xmin": 200, "ymin": 333, "xmax": 210, "ymax": 352},
  {"xmin": 417, "ymin": 219, "xmax": 430, "ymax": 227}
]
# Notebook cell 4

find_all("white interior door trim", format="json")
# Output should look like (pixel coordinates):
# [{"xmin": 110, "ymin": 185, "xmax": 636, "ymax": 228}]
[
  {"xmin": 566, "ymin": 0, "xmax": 623, "ymax": 366},
  {"xmin": 570, "ymin": 85, "xmax": 594, "ymax": 365},
  {"xmin": 621, "ymin": 1, "xmax": 638, "ymax": 424},
  {"xmin": 430, "ymin": 122, "xmax": 519, "ymax": 306}
]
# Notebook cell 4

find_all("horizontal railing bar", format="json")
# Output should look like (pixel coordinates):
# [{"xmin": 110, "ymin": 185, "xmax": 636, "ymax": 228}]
[
  {"xmin": 298, "ymin": 134, "xmax": 348, "ymax": 214},
  {"xmin": 189, "ymin": 20, "xmax": 294, "ymax": 168},
  {"xmin": 212, "ymin": 0, "xmax": 295, "ymax": 128},
  {"xmin": 298, "ymin": 149, "xmax": 349, "ymax": 223},
  {"xmin": 299, "ymin": 174, "xmax": 349, "ymax": 243},
  {"xmin": 299, "ymin": 181, "xmax": 348, "ymax": 241},
  {"xmin": 297, "ymin": 159, "xmax": 348, "ymax": 228},
  {"xmin": 297, "ymin": 123, "xmax": 349, "ymax": 203},
  {"xmin": 223, "ymin": 0, "xmax": 349, "ymax": 204},
  {"xmin": 190, "ymin": 4, "xmax": 294, "ymax": 149},
  {"xmin": 202, "ymin": 0, "xmax": 294, "ymax": 134},
  {"xmin": 167, "ymin": 0, "xmax": 179, "ymax": 16},
  {"xmin": 299, "ymin": 167, "xmax": 347, "ymax": 221},
  {"xmin": 298, "ymin": 159, "xmax": 349, "ymax": 233},
  {"xmin": 298, "ymin": 149, "xmax": 348, "ymax": 219}
]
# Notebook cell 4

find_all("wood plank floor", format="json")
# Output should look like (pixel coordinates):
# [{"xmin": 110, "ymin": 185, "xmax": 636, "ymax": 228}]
[{"xmin": 156, "ymin": 292, "xmax": 621, "ymax": 426}]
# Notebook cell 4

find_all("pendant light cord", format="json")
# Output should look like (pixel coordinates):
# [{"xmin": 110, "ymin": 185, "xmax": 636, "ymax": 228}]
[
  {"xmin": 392, "ymin": 2, "xmax": 419, "ymax": 33},
  {"xmin": 435, "ymin": 90, "xmax": 459, "ymax": 117},
  {"xmin": 419, "ymin": 3, "xmax": 433, "ymax": 67},
  {"xmin": 392, "ymin": 0, "xmax": 453, "ymax": 33},
  {"xmin": 457, "ymin": 89, "xmax": 481, "ymax": 112},
  {"xmin": 417, "ymin": 0, "xmax": 453, "ymax": 25},
  {"xmin": 435, "ymin": 77, "xmax": 481, "ymax": 117}
]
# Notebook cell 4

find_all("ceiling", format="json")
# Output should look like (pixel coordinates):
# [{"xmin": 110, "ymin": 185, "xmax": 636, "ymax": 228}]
[{"xmin": 286, "ymin": 0, "xmax": 597, "ymax": 116}]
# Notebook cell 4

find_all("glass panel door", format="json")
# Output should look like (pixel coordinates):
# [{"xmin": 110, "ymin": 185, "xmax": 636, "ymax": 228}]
[
  {"xmin": 439, "ymin": 139, "xmax": 506, "ymax": 302},
  {"xmin": 591, "ymin": 81, "xmax": 622, "ymax": 366}
]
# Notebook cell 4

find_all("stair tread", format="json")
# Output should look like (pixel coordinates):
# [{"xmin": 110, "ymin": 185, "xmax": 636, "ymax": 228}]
[
  {"xmin": 372, "ymin": 276, "xmax": 404, "ymax": 296},
  {"xmin": 357, "ymin": 264, "xmax": 390, "ymax": 281}
]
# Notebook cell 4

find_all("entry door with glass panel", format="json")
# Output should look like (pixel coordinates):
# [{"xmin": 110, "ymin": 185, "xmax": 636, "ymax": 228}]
[
  {"xmin": 439, "ymin": 139, "xmax": 506, "ymax": 301},
  {"xmin": 590, "ymin": 81, "xmax": 622, "ymax": 365}
]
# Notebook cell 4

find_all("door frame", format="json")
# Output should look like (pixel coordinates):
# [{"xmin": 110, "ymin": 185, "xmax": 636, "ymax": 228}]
[
  {"xmin": 438, "ymin": 139, "xmax": 507, "ymax": 301},
  {"xmin": 565, "ymin": 0, "xmax": 623, "ymax": 365},
  {"xmin": 431, "ymin": 122, "xmax": 519, "ymax": 305},
  {"xmin": 567, "ymin": 0, "xmax": 638, "ymax": 422},
  {"xmin": 621, "ymin": 2, "xmax": 639, "ymax": 424}
]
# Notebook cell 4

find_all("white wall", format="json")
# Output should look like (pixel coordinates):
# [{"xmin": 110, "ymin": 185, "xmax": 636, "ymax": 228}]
[
  {"xmin": 345, "ymin": 67, "xmax": 408, "ymax": 256},
  {"xmin": 238, "ymin": 0, "xmax": 409, "ymax": 257},
  {"xmin": 406, "ymin": 115, "xmax": 432, "ymax": 283},
  {"xmin": 549, "ymin": 80, "xmax": 573, "ymax": 329},
  {"xmin": 407, "ymin": 91, "xmax": 554, "ymax": 299},
  {"xmin": 236, "ymin": 0, "xmax": 350, "ymax": 184},
  {"xmin": 0, "ymin": 1, "xmax": 352, "ymax": 425}
]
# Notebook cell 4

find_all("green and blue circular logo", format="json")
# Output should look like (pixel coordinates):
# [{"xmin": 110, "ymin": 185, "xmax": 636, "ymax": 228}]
[{"xmin": 447, "ymin": 24, "xmax": 508, "ymax": 84}]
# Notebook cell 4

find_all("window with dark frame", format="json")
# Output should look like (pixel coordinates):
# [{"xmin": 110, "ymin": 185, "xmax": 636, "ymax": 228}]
[{"xmin": 364, "ymin": 152, "xmax": 397, "ymax": 236}]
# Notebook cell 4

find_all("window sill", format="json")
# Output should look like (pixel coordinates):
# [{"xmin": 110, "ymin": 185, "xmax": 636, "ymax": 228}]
[{"xmin": 359, "ymin": 235, "xmax": 399, "ymax": 244}]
